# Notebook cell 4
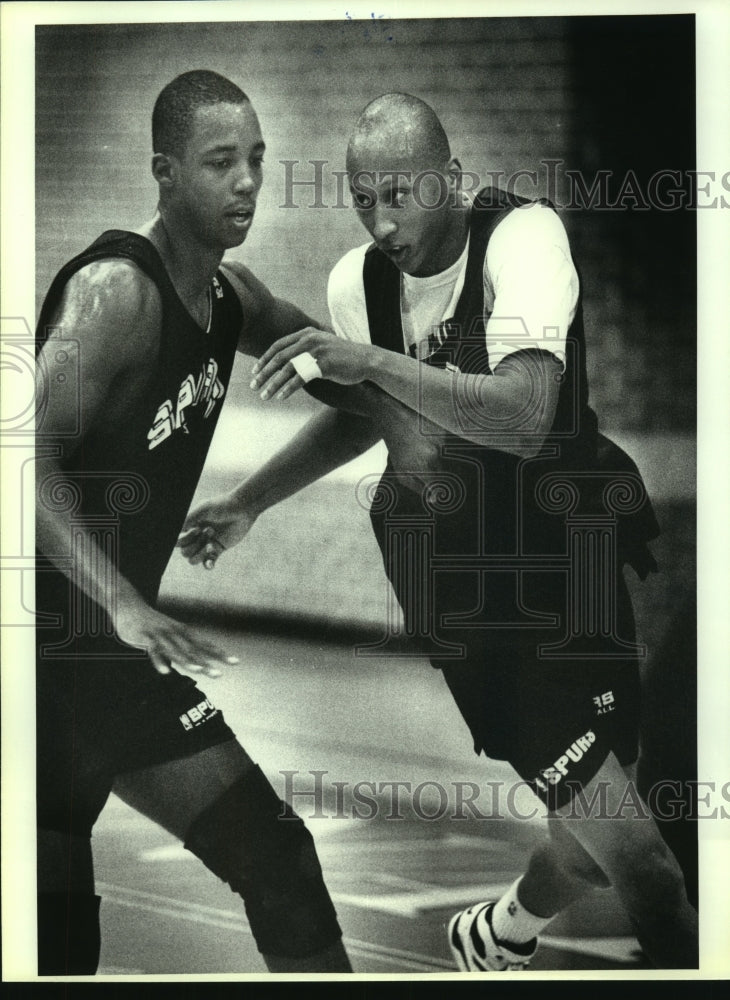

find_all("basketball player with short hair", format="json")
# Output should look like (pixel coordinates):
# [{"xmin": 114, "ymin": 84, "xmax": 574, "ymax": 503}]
[
  {"xmin": 181, "ymin": 93, "xmax": 699, "ymax": 970},
  {"xmin": 35, "ymin": 70, "xmax": 350, "ymax": 975}
]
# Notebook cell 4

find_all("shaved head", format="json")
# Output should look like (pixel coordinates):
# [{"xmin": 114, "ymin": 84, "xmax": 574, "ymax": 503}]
[
  {"xmin": 347, "ymin": 93, "xmax": 451, "ymax": 173},
  {"xmin": 345, "ymin": 93, "xmax": 468, "ymax": 277}
]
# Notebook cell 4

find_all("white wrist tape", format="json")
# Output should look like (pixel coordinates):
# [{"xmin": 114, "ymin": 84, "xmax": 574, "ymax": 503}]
[{"xmin": 290, "ymin": 351, "xmax": 323, "ymax": 383}]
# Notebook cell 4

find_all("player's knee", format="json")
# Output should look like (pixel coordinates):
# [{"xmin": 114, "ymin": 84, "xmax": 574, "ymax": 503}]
[
  {"xmin": 183, "ymin": 765, "xmax": 342, "ymax": 958},
  {"xmin": 609, "ymin": 832, "xmax": 686, "ymax": 913},
  {"xmin": 637, "ymin": 842, "xmax": 686, "ymax": 903}
]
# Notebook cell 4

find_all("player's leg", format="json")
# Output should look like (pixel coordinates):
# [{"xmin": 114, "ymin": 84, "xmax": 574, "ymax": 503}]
[
  {"xmin": 553, "ymin": 750, "xmax": 698, "ymax": 969},
  {"xmin": 510, "ymin": 812, "xmax": 611, "ymax": 917},
  {"xmin": 450, "ymin": 782, "xmax": 617, "ymax": 971},
  {"xmin": 448, "ymin": 815, "xmax": 612, "ymax": 972},
  {"xmin": 36, "ymin": 671, "xmax": 114, "ymax": 976},
  {"xmin": 36, "ymin": 830, "xmax": 103, "ymax": 976},
  {"xmin": 441, "ymin": 656, "xmax": 557, "ymax": 970},
  {"xmin": 112, "ymin": 739, "xmax": 351, "ymax": 973},
  {"xmin": 445, "ymin": 628, "xmax": 640, "ymax": 970}
]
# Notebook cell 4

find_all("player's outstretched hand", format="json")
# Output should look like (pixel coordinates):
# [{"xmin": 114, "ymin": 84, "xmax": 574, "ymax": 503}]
[
  {"xmin": 113, "ymin": 596, "xmax": 239, "ymax": 678},
  {"xmin": 177, "ymin": 492, "xmax": 258, "ymax": 570},
  {"xmin": 250, "ymin": 327, "xmax": 374, "ymax": 401}
]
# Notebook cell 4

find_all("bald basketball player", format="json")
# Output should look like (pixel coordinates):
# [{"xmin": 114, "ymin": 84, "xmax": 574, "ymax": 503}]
[
  {"xmin": 35, "ymin": 70, "xmax": 350, "ymax": 975},
  {"xmin": 180, "ymin": 93, "xmax": 699, "ymax": 970}
]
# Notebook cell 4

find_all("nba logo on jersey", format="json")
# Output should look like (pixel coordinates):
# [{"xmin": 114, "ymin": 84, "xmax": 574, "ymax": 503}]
[{"xmin": 179, "ymin": 698, "xmax": 219, "ymax": 730}]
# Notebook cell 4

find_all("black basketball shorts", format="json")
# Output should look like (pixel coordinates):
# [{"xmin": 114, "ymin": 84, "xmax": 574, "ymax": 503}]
[
  {"xmin": 440, "ymin": 650, "xmax": 641, "ymax": 812},
  {"xmin": 36, "ymin": 656, "xmax": 236, "ymax": 836}
]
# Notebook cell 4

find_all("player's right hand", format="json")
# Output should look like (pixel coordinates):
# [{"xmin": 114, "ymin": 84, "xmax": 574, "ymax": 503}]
[
  {"xmin": 176, "ymin": 492, "xmax": 258, "ymax": 570},
  {"xmin": 113, "ymin": 596, "xmax": 239, "ymax": 677}
]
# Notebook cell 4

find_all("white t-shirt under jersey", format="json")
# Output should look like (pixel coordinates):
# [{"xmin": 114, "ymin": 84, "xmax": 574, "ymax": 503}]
[{"xmin": 327, "ymin": 202, "xmax": 579, "ymax": 372}]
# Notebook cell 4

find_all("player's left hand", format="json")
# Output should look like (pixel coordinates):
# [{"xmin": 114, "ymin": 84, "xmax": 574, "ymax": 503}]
[{"xmin": 250, "ymin": 328, "xmax": 374, "ymax": 400}]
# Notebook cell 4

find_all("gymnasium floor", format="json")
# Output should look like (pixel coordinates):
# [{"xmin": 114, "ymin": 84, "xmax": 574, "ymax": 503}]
[{"xmin": 93, "ymin": 627, "xmax": 647, "ymax": 977}]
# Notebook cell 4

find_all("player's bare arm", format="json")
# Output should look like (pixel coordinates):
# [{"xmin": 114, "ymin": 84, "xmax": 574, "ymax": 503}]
[
  {"xmin": 178, "ymin": 406, "xmax": 381, "ymax": 568},
  {"xmin": 220, "ymin": 257, "xmax": 330, "ymax": 356},
  {"xmin": 36, "ymin": 259, "xmax": 238, "ymax": 676},
  {"xmin": 250, "ymin": 329, "xmax": 561, "ymax": 458},
  {"xmin": 180, "ymin": 257, "xmax": 382, "ymax": 568}
]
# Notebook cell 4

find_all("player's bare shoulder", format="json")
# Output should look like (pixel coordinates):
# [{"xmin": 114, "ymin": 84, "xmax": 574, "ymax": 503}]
[
  {"xmin": 40, "ymin": 257, "xmax": 165, "ymax": 436},
  {"xmin": 47, "ymin": 257, "xmax": 163, "ymax": 370}
]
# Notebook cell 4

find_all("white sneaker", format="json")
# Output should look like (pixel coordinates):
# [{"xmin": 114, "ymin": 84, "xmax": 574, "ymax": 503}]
[{"xmin": 448, "ymin": 901, "xmax": 538, "ymax": 971}]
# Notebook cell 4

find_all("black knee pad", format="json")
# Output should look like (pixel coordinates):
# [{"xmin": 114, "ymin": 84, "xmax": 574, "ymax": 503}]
[
  {"xmin": 37, "ymin": 892, "xmax": 101, "ymax": 975},
  {"xmin": 183, "ymin": 765, "xmax": 342, "ymax": 958}
]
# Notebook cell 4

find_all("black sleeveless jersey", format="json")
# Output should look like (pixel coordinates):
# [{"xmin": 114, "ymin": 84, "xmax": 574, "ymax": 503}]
[
  {"xmin": 363, "ymin": 185, "xmax": 596, "ymax": 461},
  {"xmin": 358, "ymin": 187, "xmax": 659, "ymax": 580},
  {"xmin": 35, "ymin": 230, "xmax": 242, "ymax": 656}
]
